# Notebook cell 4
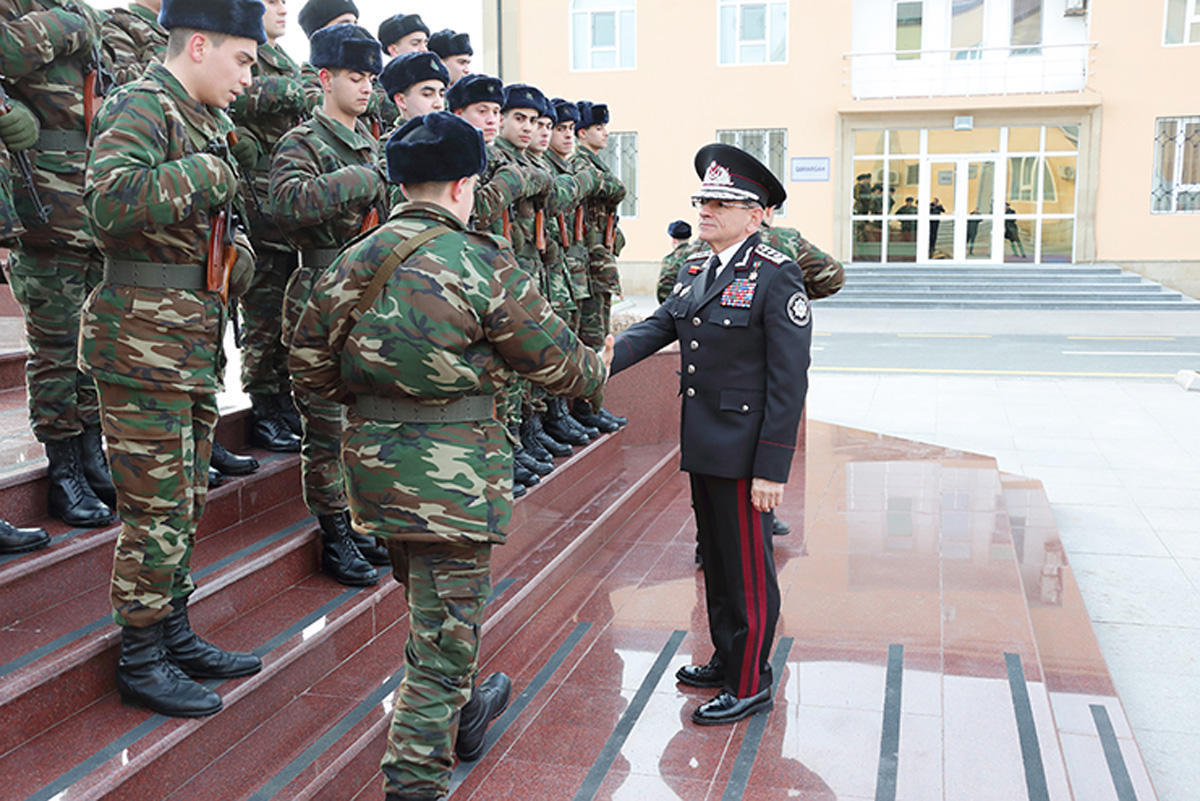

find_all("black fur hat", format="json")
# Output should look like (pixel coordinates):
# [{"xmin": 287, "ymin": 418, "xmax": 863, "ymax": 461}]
[
  {"xmin": 444, "ymin": 73, "xmax": 503, "ymax": 112},
  {"xmin": 551, "ymin": 97, "xmax": 580, "ymax": 126},
  {"xmin": 667, "ymin": 220, "xmax": 692, "ymax": 239},
  {"xmin": 297, "ymin": 0, "xmax": 358, "ymax": 39},
  {"xmin": 575, "ymin": 101, "xmax": 609, "ymax": 131},
  {"xmin": 309, "ymin": 24, "xmax": 382, "ymax": 75},
  {"xmin": 159, "ymin": 0, "xmax": 267, "ymax": 44},
  {"xmin": 386, "ymin": 112, "xmax": 487, "ymax": 185},
  {"xmin": 502, "ymin": 84, "xmax": 547, "ymax": 115},
  {"xmin": 428, "ymin": 29, "xmax": 472, "ymax": 58},
  {"xmin": 378, "ymin": 13, "xmax": 429, "ymax": 49},
  {"xmin": 380, "ymin": 51, "xmax": 448, "ymax": 98}
]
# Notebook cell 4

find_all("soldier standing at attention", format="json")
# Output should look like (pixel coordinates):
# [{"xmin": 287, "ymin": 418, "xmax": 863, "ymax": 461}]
[
  {"xmin": 657, "ymin": 219, "xmax": 692, "ymax": 303},
  {"xmin": 289, "ymin": 110, "xmax": 612, "ymax": 801},
  {"xmin": 230, "ymin": 0, "xmax": 309, "ymax": 457},
  {"xmin": 1, "ymin": 0, "xmax": 117, "ymax": 527},
  {"xmin": 296, "ymin": 0, "xmax": 357, "ymax": 105},
  {"xmin": 427, "ymin": 28, "xmax": 471, "ymax": 86},
  {"xmin": 374, "ymin": 13, "xmax": 427, "ymax": 131},
  {"xmin": 81, "ymin": 0, "xmax": 265, "ymax": 717},
  {"xmin": 270, "ymin": 22, "xmax": 386, "ymax": 585},
  {"xmin": 102, "ymin": 0, "xmax": 167, "ymax": 85},
  {"xmin": 377, "ymin": 50, "xmax": 447, "ymax": 210}
]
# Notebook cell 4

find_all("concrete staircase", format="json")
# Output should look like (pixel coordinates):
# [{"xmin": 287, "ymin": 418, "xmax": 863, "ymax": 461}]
[{"xmin": 820, "ymin": 263, "xmax": 1200, "ymax": 310}]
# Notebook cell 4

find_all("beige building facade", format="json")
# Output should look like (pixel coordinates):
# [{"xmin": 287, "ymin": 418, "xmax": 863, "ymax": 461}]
[{"xmin": 485, "ymin": 0, "xmax": 1199, "ymax": 296}]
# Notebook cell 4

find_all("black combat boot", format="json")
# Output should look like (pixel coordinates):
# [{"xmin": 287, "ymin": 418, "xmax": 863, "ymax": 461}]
[
  {"xmin": 116, "ymin": 619, "xmax": 223, "ymax": 717},
  {"xmin": 207, "ymin": 468, "xmax": 225, "ymax": 488},
  {"xmin": 163, "ymin": 596, "xmax": 262, "ymax": 679},
  {"xmin": 513, "ymin": 455, "xmax": 539, "ymax": 488},
  {"xmin": 318, "ymin": 513, "xmax": 378, "ymax": 586},
  {"xmin": 455, "ymin": 672, "xmax": 512, "ymax": 761},
  {"xmin": 275, "ymin": 391, "xmax": 303, "ymax": 436},
  {"xmin": 249, "ymin": 393, "xmax": 301, "ymax": 452},
  {"xmin": 210, "ymin": 441, "xmax": 259, "ymax": 476},
  {"xmin": 515, "ymin": 448, "xmax": 552, "ymax": 477},
  {"xmin": 519, "ymin": 416, "xmax": 555, "ymax": 465},
  {"xmin": 0, "ymin": 519, "xmax": 49, "ymax": 553},
  {"xmin": 598, "ymin": 407, "xmax": 628, "ymax": 428},
  {"xmin": 543, "ymin": 398, "xmax": 590, "ymax": 446},
  {"xmin": 341, "ymin": 511, "xmax": 389, "ymax": 566},
  {"xmin": 572, "ymin": 399, "xmax": 618, "ymax": 434},
  {"xmin": 531, "ymin": 413, "xmax": 572, "ymax": 458},
  {"xmin": 78, "ymin": 426, "xmax": 117, "ymax": 508},
  {"xmin": 44, "ymin": 437, "xmax": 115, "ymax": 527}
]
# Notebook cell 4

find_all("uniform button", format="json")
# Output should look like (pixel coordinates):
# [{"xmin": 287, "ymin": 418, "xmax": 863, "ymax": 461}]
[
  {"xmin": 690, "ymin": 340, "xmax": 699, "ymax": 350},
  {"xmin": 686, "ymin": 387, "xmax": 695, "ymax": 397},
  {"xmin": 687, "ymin": 364, "xmax": 696, "ymax": 374},
  {"xmin": 723, "ymin": 318, "xmax": 731, "ymax": 327},
  {"xmin": 692, "ymin": 316, "xmax": 702, "ymax": 327},
  {"xmin": 741, "ymin": 404, "xmax": 750, "ymax": 412}
]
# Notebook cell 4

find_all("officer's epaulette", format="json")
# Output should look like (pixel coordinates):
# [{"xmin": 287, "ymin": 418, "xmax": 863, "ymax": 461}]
[
  {"xmin": 684, "ymin": 250, "xmax": 712, "ymax": 274},
  {"xmin": 754, "ymin": 243, "xmax": 788, "ymax": 265}
]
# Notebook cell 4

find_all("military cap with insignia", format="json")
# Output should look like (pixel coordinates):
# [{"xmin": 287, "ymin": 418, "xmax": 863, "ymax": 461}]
[
  {"xmin": 445, "ymin": 73, "xmax": 503, "ymax": 111},
  {"xmin": 575, "ymin": 100, "xmax": 609, "ymax": 131},
  {"xmin": 537, "ymin": 100, "xmax": 556, "ymax": 123},
  {"xmin": 386, "ymin": 111, "xmax": 486, "ymax": 185},
  {"xmin": 297, "ymin": 0, "xmax": 358, "ymax": 38},
  {"xmin": 159, "ymin": 0, "xmax": 267, "ymax": 43},
  {"xmin": 378, "ymin": 13, "xmax": 429, "ymax": 49},
  {"xmin": 310, "ymin": 23, "xmax": 382, "ymax": 75},
  {"xmin": 667, "ymin": 220, "xmax": 692, "ymax": 239},
  {"xmin": 551, "ymin": 97, "xmax": 580, "ymax": 125},
  {"xmin": 380, "ymin": 50, "xmax": 448, "ymax": 98},
  {"xmin": 502, "ymin": 83, "xmax": 547, "ymax": 114},
  {"xmin": 428, "ymin": 29, "xmax": 473, "ymax": 58},
  {"xmin": 692, "ymin": 142, "xmax": 787, "ymax": 208}
]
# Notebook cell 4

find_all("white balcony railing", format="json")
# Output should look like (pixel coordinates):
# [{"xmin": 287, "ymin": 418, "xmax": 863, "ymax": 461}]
[{"xmin": 844, "ymin": 41, "xmax": 1097, "ymax": 100}]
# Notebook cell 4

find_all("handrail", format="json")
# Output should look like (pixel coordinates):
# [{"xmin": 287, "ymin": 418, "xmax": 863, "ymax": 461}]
[{"xmin": 843, "ymin": 41, "xmax": 1098, "ymax": 59}]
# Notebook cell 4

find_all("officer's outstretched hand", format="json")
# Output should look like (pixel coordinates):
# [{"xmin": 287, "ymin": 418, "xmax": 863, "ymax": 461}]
[
  {"xmin": 750, "ymin": 477, "xmax": 784, "ymax": 513},
  {"xmin": 601, "ymin": 334, "xmax": 614, "ymax": 375}
]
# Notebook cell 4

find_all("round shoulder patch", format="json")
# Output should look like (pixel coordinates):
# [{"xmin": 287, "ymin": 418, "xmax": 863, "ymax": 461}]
[{"xmin": 786, "ymin": 291, "xmax": 811, "ymax": 327}]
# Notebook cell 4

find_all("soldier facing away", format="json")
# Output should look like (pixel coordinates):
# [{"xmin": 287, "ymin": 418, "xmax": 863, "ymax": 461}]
[{"xmin": 288, "ymin": 111, "xmax": 612, "ymax": 801}]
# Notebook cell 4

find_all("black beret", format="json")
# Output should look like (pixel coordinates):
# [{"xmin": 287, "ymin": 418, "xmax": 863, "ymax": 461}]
[
  {"xmin": 310, "ymin": 24, "xmax": 382, "ymax": 75},
  {"xmin": 380, "ymin": 51, "xmax": 448, "ymax": 98},
  {"xmin": 428, "ymin": 29, "xmax": 472, "ymax": 58},
  {"xmin": 445, "ymin": 73, "xmax": 503, "ymax": 111},
  {"xmin": 386, "ymin": 111, "xmax": 486, "ymax": 185},
  {"xmin": 159, "ymin": 0, "xmax": 267, "ymax": 44},
  {"xmin": 297, "ymin": 0, "xmax": 358, "ymax": 39},
  {"xmin": 502, "ymin": 83, "xmax": 546, "ymax": 114},
  {"xmin": 575, "ymin": 101, "xmax": 609, "ymax": 131},
  {"xmin": 550, "ymin": 97, "xmax": 580, "ymax": 125},
  {"xmin": 692, "ymin": 142, "xmax": 786, "ymax": 208},
  {"xmin": 667, "ymin": 220, "xmax": 691, "ymax": 239},
  {"xmin": 378, "ymin": 13, "xmax": 429, "ymax": 48}
]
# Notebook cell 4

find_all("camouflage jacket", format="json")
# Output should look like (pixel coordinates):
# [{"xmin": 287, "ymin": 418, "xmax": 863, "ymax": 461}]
[
  {"xmin": 269, "ymin": 107, "xmax": 385, "ymax": 251},
  {"xmin": 571, "ymin": 147, "xmax": 626, "ymax": 291},
  {"xmin": 288, "ymin": 200, "xmax": 606, "ymax": 543},
  {"xmin": 81, "ymin": 61, "xmax": 249, "ymax": 393},
  {"xmin": 101, "ymin": 2, "xmax": 164, "ymax": 86},
  {"xmin": 542, "ymin": 147, "xmax": 591, "ymax": 300},
  {"xmin": 0, "ymin": 0, "xmax": 107, "ymax": 252},
  {"xmin": 659, "ymin": 222, "xmax": 846, "ymax": 301},
  {"xmin": 0, "ymin": 142, "xmax": 25, "ymax": 243},
  {"xmin": 471, "ymin": 141, "xmax": 547, "ymax": 240},
  {"xmin": 493, "ymin": 135, "xmax": 542, "ymax": 273}
]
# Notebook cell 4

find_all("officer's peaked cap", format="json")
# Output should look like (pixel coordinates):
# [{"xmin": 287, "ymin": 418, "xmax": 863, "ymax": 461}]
[
  {"xmin": 159, "ymin": 0, "xmax": 267, "ymax": 44},
  {"xmin": 692, "ymin": 143, "xmax": 786, "ymax": 208},
  {"xmin": 386, "ymin": 112, "xmax": 486, "ymax": 185},
  {"xmin": 428, "ymin": 29, "xmax": 472, "ymax": 58},
  {"xmin": 575, "ymin": 101, "xmax": 608, "ymax": 131},
  {"xmin": 378, "ymin": 13, "xmax": 429, "ymax": 48},
  {"xmin": 310, "ymin": 24, "xmax": 382, "ymax": 75},
  {"xmin": 551, "ymin": 97, "xmax": 580, "ymax": 125},
  {"xmin": 297, "ymin": 0, "xmax": 358, "ymax": 39},
  {"xmin": 667, "ymin": 220, "xmax": 692, "ymax": 239},
  {"xmin": 381, "ymin": 51, "xmax": 448, "ymax": 97},
  {"xmin": 445, "ymin": 73, "xmax": 503, "ymax": 111},
  {"xmin": 502, "ymin": 84, "xmax": 547, "ymax": 115}
]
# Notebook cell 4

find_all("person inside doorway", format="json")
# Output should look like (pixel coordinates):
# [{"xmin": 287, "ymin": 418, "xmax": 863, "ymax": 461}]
[
  {"xmin": 928, "ymin": 197, "xmax": 945, "ymax": 257},
  {"xmin": 1004, "ymin": 202, "xmax": 1026, "ymax": 257}
]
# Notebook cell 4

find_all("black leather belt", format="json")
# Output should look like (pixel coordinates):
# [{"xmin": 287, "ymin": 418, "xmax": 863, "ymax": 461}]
[
  {"xmin": 37, "ymin": 128, "xmax": 88, "ymax": 153},
  {"xmin": 355, "ymin": 394, "xmax": 495, "ymax": 424},
  {"xmin": 104, "ymin": 259, "xmax": 206, "ymax": 290}
]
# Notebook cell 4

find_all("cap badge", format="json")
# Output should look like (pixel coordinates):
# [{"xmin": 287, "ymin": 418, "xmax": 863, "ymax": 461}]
[{"xmin": 703, "ymin": 161, "xmax": 732, "ymax": 187}]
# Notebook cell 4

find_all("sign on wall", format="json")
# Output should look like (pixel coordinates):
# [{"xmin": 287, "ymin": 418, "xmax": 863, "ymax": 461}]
[{"xmin": 789, "ymin": 157, "xmax": 830, "ymax": 182}]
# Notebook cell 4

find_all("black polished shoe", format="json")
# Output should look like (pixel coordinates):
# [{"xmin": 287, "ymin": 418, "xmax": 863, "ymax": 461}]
[
  {"xmin": 163, "ymin": 596, "xmax": 262, "ymax": 679},
  {"xmin": 44, "ymin": 437, "xmax": 116, "ymax": 528},
  {"xmin": 691, "ymin": 687, "xmax": 772, "ymax": 726},
  {"xmin": 543, "ymin": 399, "xmax": 590, "ymax": 446},
  {"xmin": 274, "ymin": 391, "xmax": 303, "ymax": 436},
  {"xmin": 347, "ymin": 519, "xmax": 390, "ymax": 567},
  {"xmin": 456, "ymin": 672, "xmax": 512, "ymax": 762},
  {"xmin": 676, "ymin": 658, "xmax": 725, "ymax": 688},
  {"xmin": 211, "ymin": 441, "xmax": 259, "ymax": 476},
  {"xmin": 207, "ymin": 468, "xmax": 225, "ymax": 488},
  {"xmin": 531, "ymin": 414, "xmax": 572, "ymax": 458},
  {"xmin": 598, "ymin": 407, "xmax": 627, "ymax": 428},
  {"xmin": 318, "ymin": 513, "xmax": 379, "ymax": 586},
  {"xmin": 694, "ymin": 544, "xmax": 702, "ymax": 568},
  {"xmin": 79, "ymin": 426, "xmax": 117, "ymax": 508},
  {"xmin": 772, "ymin": 516, "xmax": 791, "ymax": 537},
  {"xmin": 249, "ymin": 393, "xmax": 301, "ymax": 453},
  {"xmin": 515, "ymin": 448, "xmax": 552, "ymax": 477},
  {"xmin": 513, "ymin": 481, "xmax": 527, "ymax": 499},
  {"xmin": 0, "ymin": 519, "xmax": 50, "ymax": 553},
  {"xmin": 116, "ymin": 620, "xmax": 223, "ymax": 718},
  {"xmin": 519, "ymin": 417, "xmax": 554, "ymax": 464},
  {"xmin": 572, "ymin": 400, "xmax": 618, "ymax": 434},
  {"xmin": 513, "ymin": 455, "xmax": 539, "ymax": 488}
]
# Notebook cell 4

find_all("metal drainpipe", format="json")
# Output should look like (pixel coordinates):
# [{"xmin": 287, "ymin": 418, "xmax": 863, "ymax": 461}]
[{"xmin": 495, "ymin": 0, "xmax": 504, "ymax": 81}]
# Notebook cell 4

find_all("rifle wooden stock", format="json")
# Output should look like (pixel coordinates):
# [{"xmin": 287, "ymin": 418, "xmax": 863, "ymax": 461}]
[
  {"xmin": 574, "ymin": 207, "xmax": 584, "ymax": 241},
  {"xmin": 360, "ymin": 206, "xmax": 380, "ymax": 234},
  {"xmin": 604, "ymin": 213, "xmax": 615, "ymax": 249},
  {"xmin": 557, "ymin": 213, "xmax": 569, "ymax": 247},
  {"xmin": 501, "ymin": 209, "xmax": 512, "ymax": 243},
  {"xmin": 534, "ymin": 209, "xmax": 546, "ymax": 251},
  {"xmin": 207, "ymin": 210, "xmax": 232, "ymax": 302},
  {"xmin": 371, "ymin": 117, "xmax": 381, "ymax": 140},
  {"xmin": 83, "ymin": 70, "xmax": 98, "ymax": 138}
]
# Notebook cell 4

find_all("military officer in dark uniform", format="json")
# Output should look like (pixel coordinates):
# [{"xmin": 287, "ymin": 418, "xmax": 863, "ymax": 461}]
[{"xmin": 609, "ymin": 143, "xmax": 812, "ymax": 726}]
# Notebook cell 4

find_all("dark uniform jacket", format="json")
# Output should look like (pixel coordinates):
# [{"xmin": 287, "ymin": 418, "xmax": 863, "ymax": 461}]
[{"xmin": 610, "ymin": 232, "xmax": 811, "ymax": 483}]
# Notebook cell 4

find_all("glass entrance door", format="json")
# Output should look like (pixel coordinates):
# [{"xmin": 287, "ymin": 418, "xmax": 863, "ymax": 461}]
[{"xmin": 919, "ymin": 157, "xmax": 1001, "ymax": 262}]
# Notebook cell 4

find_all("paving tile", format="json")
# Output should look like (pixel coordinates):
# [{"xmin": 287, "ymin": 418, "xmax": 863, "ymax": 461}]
[
  {"xmin": 1131, "ymin": 728, "xmax": 1200, "ymax": 801},
  {"xmin": 1068, "ymin": 554, "xmax": 1200, "ymax": 628},
  {"xmin": 1092, "ymin": 623, "xmax": 1200, "ymax": 679}
]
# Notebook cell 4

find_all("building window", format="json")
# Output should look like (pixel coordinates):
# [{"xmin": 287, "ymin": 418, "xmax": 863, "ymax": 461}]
[
  {"xmin": 1012, "ymin": 0, "xmax": 1042, "ymax": 53},
  {"xmin": 599, "ymin": 132, "xmax": 638, "ymax": 218},
  {"xmin": 1007, "ymin": 157, "xmax": 1056, "ymax": 202},
  {"xmin": 570, "ymin": 0, "xmax": 635, "ymax": 71},
  {"xmin": 895, "ymin": 1, "xmax": 923, "ymax": 60},
  {"xmin": 1152, "ymin": 117, "xmax": 1200, "ymax": 212},
  {"xmin": 1165, "ymin": 0, "xmax": 1200, "ymax": 44},
  {"xmin": 716, "ymin": 128, "xmax": 787, "ymax": 212},
  {"xmin": 719, "ymin": 0, "xmax": 787, "ymax": 65},
  {"xmin": 951, "ymin": 0, "xmax": 984, "ymax": 59}
]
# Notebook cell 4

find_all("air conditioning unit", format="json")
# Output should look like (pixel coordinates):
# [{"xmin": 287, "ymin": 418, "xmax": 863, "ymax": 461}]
[
  {"xmin": 1059, "ymin": 164, "xmax": 1076, "ymax": 180},
  {"xmin": 1065, "ymin": 0, "xmax": 1087, "ymax": 16}
]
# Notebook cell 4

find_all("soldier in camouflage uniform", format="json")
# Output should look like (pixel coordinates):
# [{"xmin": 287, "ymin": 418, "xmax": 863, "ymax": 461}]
[
  {"xmin": 0, "ymin": 0, "xmax": 117, "ymax": 527},
  {"xmin": 369, "ymin": 12, "xmax": 427, "ymax": 138},
  {"xmin": 296, "ymin": 0, "xmax": 357, "ymax": 106},
  {"xmin": 657, "ymin": 219, "xmax": 692, "ymax": 303},
  {"xmin": 229, "ymin": 0, "xmax": 308, "ymax": 456},
  {"xmin": 270, "ymin": 22, "xmax": 386, "ymax": 586},
  {"xmin": 427, "ymin": 28, "xmax": 471, "ymax": 86},
  {"xmin": 288, "ymin": 110, "xmax": 611, "ymax": 801},
  {"xmin": 377, "ymin": 51, "xmax": 446, "ymax": 211},
  {"xmin": 101, "ymin": 0, "xmax": 165, "ymax": 85},
  {"xmin": 81, "ymin": 0, "xmax": 266, "ymax": 717}
]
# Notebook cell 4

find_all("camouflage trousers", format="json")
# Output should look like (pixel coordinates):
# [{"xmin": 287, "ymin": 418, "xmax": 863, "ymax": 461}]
[
  {"xmin": 294, "ymin": 385, "xmax": 347, "ymax": 515},
  {"xmin": 382, "ymin": 540, "xmax": 491, "ymax": 798},
  {"xmin": 239, "ymin": 249, "xmax": 297, "ymax": 396},
  {"xmin": 6, "ymin": 247, "xmax": 102, "ymax": 441},
  {"xmin": 96, "ymin": 380, "xmax": 217, "ymax": 627},
  {"xmin": 577, "ymin": 290, "xmax": 611, "ymax": 350}
]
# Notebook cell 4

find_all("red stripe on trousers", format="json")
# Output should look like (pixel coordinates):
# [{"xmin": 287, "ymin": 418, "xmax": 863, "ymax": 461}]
[
  {"xmin": 749, "ymin": 496, "xmax": 767, "ymax": 695},
  {"xmin": 737, "ymin": 479, "xmax": 759, "ymax": 698}
]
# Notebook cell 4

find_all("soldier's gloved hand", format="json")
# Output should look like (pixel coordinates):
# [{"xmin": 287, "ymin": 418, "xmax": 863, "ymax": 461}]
[
  {"xmin": 228, "ymin": 243, "xmax": 255, "ymax": 299},
  {"xmin": 194, "ymin": 152, "xmax": 238, "ymax": 206},
  {"xmin": 0, "ymin": 100, "xmax": 39, "ymax": 152},
  {"xmin": 229, "ymin": 132, "xmax": 261, "ymax": 173}
]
